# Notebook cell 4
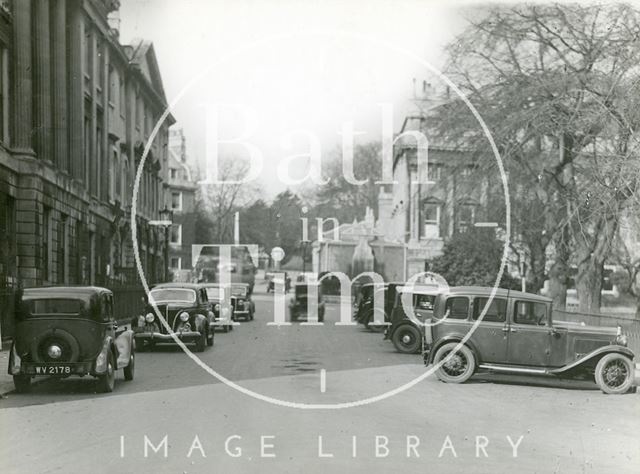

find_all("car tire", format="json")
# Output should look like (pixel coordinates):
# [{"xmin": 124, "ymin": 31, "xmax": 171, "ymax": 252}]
[
  {"xmin": 123, "ymin": 351, "xmax": 135, "ymax": 381},
  {"xmin": 391, "ymin": 324, "xmax": 422, "ymax": 353},
  {"xmin": 13, "ymin": 375, "xmax": 32, "ymax": 393},
  {"xmin": 194, "ymin": 332, "xmax": 206, "ymax": 352},
  {"xmin": 97, "ymin": 352, "xmax": 116, "ymax": 393},
  {"xmin": 206, "ymin": 328, "xmax": 214, "ymax": 346},
  {"xmin": 595, "ymin": 353, "xmax": 634, "ymax": 394},
  {"xmin": 433, "ymin": 342, "xmax": 476, "ymax": 383}
]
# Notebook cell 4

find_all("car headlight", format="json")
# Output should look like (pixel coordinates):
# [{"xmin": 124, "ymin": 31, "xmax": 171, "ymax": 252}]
[
  {"xmin": 214, "ymin": 304, "xmax": 220, "ymax": 311},
  {"xmin": 179, "ymin": 311, "xmax": 190, "ymax": 322},
  {"xmin": 615, "ymin": 334, "xmax": 628, "ymax": 347},
  {"xmin": 145, "ymin": 313, "xmax": 155, "ymax": 323}
]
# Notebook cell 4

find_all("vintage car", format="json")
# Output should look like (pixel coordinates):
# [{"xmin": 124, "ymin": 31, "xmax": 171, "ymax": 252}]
[
  {"xmin": 384, "ymin": 284, "xmax": 440, "ymax": 353},
  {"xmin": 8, "ymin": 286, "xmax": 135, "ymax": 393},
  {"xmin": 424, "ymin": 286, "xmax": 637, "ymax": 394},
  {"xmin": 289, "ymin": 283, "xmax": 325, "ymax": 322},
  {"xmin": 133, "ymin": 283, "xmax": 214, "ymax": 351},
  {"xmin": 267, "ymin": 272, "xmax": 291, "ymax": 293},
  {"xmin": 355, "ymin": 282, "xmax": 404, "ymax": 332},
  {"xmin": 230, "ymin": 283, "xmax": 255, "ymax": 321},
  {"xmin": 201, "ymin": 283, "xmax": 236, "ymax": 332}
]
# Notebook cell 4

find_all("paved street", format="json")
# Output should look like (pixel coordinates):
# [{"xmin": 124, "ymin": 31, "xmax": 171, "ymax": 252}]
[{"xmin": 1, "ymin": 288, "xmax": 639, "ymax": 473}]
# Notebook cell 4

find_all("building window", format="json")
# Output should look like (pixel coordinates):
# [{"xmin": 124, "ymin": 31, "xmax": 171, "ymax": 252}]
[
  {"xmin": 423, "ymin": 202, "xmax": 440, "ymax": 239},
  {"xmin": 122, "ymin": 156, "xmax": 129, "ymax": 205},
  {"xmin": 57, "ymin": 214, "xmax": 67, "ymax": 284},
  {"xmin": 97, "ymin": 39, "xmax": 104, "ymax": 90},
  {"xmin": 111, "ymin": 148, "xmax": 120, "ymax": 202},
  {"xmin": 427, "ymin": 164, "xmax": 442, "ymax": 182},
  {"xmin": 95, "ymin": 123, "xmax": 103, "ymax": 195},
  {"xmin": 83, "ymin": 106, "xmax": 91, "ymax": 184},
  {"xmin": 170, "ymin": 257, "xmax": 181, "ymax": 270},
  {"xmin": 0, "ymin": 47, "xmax": 8, "ymax": 143},
  {"xmin": 84, "ymin": 24, "xmax": 92, "ymax": 81},
  {"xmin": 170, "ymin": 224, "xmax": 182, "ymax": 245},
  {"xmin": 43, "ymin": 207, "xmax": 52, "ymax": 282},
  {"xmin": 170, "ymin": 168, "xmax": 177, "ymax": 180},
  {"xmin": 171, "ymin": 191, "xmax": 182, "ymax": 211},
  {"xmin": 458, "ymin": 204, "xmax": 475, "ymax": 232},
  {"xmin": 119, "ymin": 77, "xmax": 126, "ymax": 117}
]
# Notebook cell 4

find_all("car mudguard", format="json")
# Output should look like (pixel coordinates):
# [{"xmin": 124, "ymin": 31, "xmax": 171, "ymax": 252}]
[
  {"xmin": 114, "ymin": 330, "xmax": 134, "ymax": 369},
  {"xmin": 427, "ymin": 335, "xmax": 481, "ymax": 365},
  {"xmin": 550, "ymin": 345, "xmax": 635, "ymax": 375}
]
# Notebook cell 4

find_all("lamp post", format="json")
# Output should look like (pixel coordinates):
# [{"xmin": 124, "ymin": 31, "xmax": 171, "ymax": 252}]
[
  {"xmin": 158, "ymin": 206, "xmax": 174, "ymax": 282},
  {"xmin": 301, "ymin": 239, "xmax": 310, "ymax": 275}
]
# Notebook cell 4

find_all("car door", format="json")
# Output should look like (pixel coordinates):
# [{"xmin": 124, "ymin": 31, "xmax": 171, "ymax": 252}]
[
  {"xmin": 468, "ymin": 296, "xmax": 509, "ymax": 363},
  {"xmin": 507, "ymin": 299, "xmax": 550, "ymax": 366}
]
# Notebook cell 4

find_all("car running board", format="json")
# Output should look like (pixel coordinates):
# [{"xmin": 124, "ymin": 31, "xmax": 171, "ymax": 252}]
[{"xmin": 478, "ymin": 364, "xmax": 549, "ymax": 375}]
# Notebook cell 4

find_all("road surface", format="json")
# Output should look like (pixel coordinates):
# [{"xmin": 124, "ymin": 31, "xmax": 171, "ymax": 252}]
[{"xmin": 1, "ymin": 291, "xmax": 638, "ymax": 473}]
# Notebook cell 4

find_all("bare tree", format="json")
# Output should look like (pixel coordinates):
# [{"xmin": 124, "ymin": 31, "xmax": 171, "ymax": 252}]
[
  {"xmin": 196, "ymin": 158, "xmax": 262, "ymax": 244},
  {"xmin": 434, "ymin": 3, "xmax": 640, "ymax": 310}
]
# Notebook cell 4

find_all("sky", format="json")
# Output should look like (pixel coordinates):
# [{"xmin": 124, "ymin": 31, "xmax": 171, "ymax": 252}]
[{"xmin": 118, "ymin": 0, "xmax": 475, "ymax": 197}]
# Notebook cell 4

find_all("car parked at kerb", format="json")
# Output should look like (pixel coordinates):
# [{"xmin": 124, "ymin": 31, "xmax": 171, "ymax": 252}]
[
  {"xmin": 9, "ymin": 286, "xmax": 135, "ymax": 393},
  {"xmin": 133, "ymin": 283, "xmax": 214, "ymax": 352},
  {"xmin": 201, "ymin": 283, "xmax": 236, "ymax": 332},
  {"xmin": 384, "ymin": 284, "xmax": 440, "ymax": 354},
  {"xmin": 230, "ymin": 283, "xmax": 255, "ymax": 321},
  {"xmin": 424, "ymin": 287, "xmax": 636, "ymax": 394}
]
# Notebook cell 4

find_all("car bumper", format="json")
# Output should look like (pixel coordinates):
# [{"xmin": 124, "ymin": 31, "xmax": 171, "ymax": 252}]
[
  {"xmin": 134, "ymin": 331, "xmax": 202, "ymax": 343},
  {"xmin": 234, "ymin": 310, "xmax": 250, "ymax": 317}
]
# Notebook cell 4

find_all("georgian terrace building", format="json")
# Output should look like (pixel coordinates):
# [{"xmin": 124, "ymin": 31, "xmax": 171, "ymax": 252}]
[{"xmin": 0, "ymin": 0, "xmax": 175, "ymax": 292}]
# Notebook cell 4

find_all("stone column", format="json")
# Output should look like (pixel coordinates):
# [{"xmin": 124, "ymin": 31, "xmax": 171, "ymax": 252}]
[
  {"xmin": 52, "ymin": 0, "xmax": 69, "ymax": 172},
  {"xmin": 68, "ymin": 1, "xmax": 84, "ymax": 181},
  {"xmin": 11, "ymin": 0, "xmax": 33, "ymax": 152},
  {"xmin": 33, "ymin": 0, "xmax": 53, "ymax": 162}
]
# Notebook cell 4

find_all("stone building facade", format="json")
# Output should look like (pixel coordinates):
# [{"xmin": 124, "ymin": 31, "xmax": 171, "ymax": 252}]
[
  {"xmin": 0, "ymin": 0, "xmax": 174, "ymax": 291},
  {"xmin": 166, "ymin": 128, "xmax": 197, "ymax": 280}
]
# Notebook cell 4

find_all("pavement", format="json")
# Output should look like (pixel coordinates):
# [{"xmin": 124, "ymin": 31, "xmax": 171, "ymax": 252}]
[{"xmin": 1, "ymin": 286, "xmax": 639, "ymax": 473}]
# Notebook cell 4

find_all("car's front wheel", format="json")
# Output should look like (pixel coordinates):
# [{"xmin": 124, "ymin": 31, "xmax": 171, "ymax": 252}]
[
  {"xmin": 392, "ymin": 324, "xmax": 422, "ymax": 353},
  {"xmin": 194, "ymin": 331, "xmax": 206, "ymax": 352},
  {"xmin": 433, "ymin": 342, "xmax": 476, "ymax": 383},
  {"xmin": 97, "ymin": 352, "xmax": 116, "ymax": 393},
  {"xmin": 13, "ymin": 375, "xmax": 32, "ymax": 393},
  {"xmin": 123, "ymin": 351, "xmax": 135, "ymax": 381},
  {"xmin": 595, "ymin": 353, "xmax": 634, "ymax": 394},
  {"xmin": 207, "ymin": 327, "xmax": 214, "ymax": 346}
]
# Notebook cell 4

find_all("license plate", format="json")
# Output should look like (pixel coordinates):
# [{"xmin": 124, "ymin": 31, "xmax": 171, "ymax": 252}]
[{"xmin": 28, "ymin": 365, "xmax": 78, "ymax": 375}]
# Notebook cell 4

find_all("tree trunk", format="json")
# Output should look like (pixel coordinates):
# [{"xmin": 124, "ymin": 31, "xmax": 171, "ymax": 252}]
[{"xmin": 575, "ymin": 258, "xmax": 603, "ymax": 313}]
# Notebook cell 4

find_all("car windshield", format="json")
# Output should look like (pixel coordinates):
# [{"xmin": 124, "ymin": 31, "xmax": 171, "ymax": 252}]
[
  {"xmin": 231, "ymin": 286, "xmax": 247, "ymax": 296},
  {"xmin": 205, "ymin": 287, "xmax": 223, "ymax": 300},
  {"xmin": 23, "ymin": 298, "xmax": 85, "ymax": 316},
  {"xmin": 149, "ymin": 288, "xmax": 196, "ymax": 304}
]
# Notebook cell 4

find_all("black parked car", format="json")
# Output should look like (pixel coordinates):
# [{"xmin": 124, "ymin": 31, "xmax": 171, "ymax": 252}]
[
  {"xmin": 289, "ymin": 283, "xmax": 325, "ymax": 322},
  {"xmin": 384, "ymin": 284, "xmax": 440, "ymax": 354},
  {"xmin": 355, "ymin": 282, "xmax": 404, "ymax": 332},
  {"xmin": 202, "ymin": 283, "xmax": 235, "ymax": 332},
  {"xmin": 8, "ymin": 286, "xmax": 135, "ymax": 393},
  {"xmin": 230, "ymin": 283, "xmax": 255, "ymax": 321},
  {"xmin": 133, "ymin": 283, "xmax": 214, "ymax": 352}
]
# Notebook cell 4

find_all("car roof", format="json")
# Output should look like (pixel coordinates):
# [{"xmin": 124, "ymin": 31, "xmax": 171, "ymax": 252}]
[
  {"xmin": 22, "ymin": 286, "xmax": 112, "ymax": 297},
  {"xmin": 151, "ymin": 283, "xmax": 202, "ymax": 290},
  {"xmin": 443, "ymin": 286, "xmax": 552, "ymax": 302},
  {"xmin": 398, "ymin": 284, "xmax": 442, "ymax": 295}
]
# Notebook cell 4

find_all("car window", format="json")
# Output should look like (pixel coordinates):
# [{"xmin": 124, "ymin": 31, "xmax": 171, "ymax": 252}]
[
  {"xmin": 472, "ymin": 297, "xmax": 507, "ymax": 322},
  {"xmin": 25, "ymin": 298, "xmax": 84, "ymax": 315},
  {"xmin": 149, "ymin": 288, "xmax": 197, "ymax": 304},
  {"xmin": 444, "ymin": 297, "xmax": 469, "ymax": 320},
  {"xmin": 414, "ymin": 294, "xmax": 435, "ymax": 311},
  {"xmin": 514, "ymin": 301, "xmax": 547, "ymax": 325}
]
